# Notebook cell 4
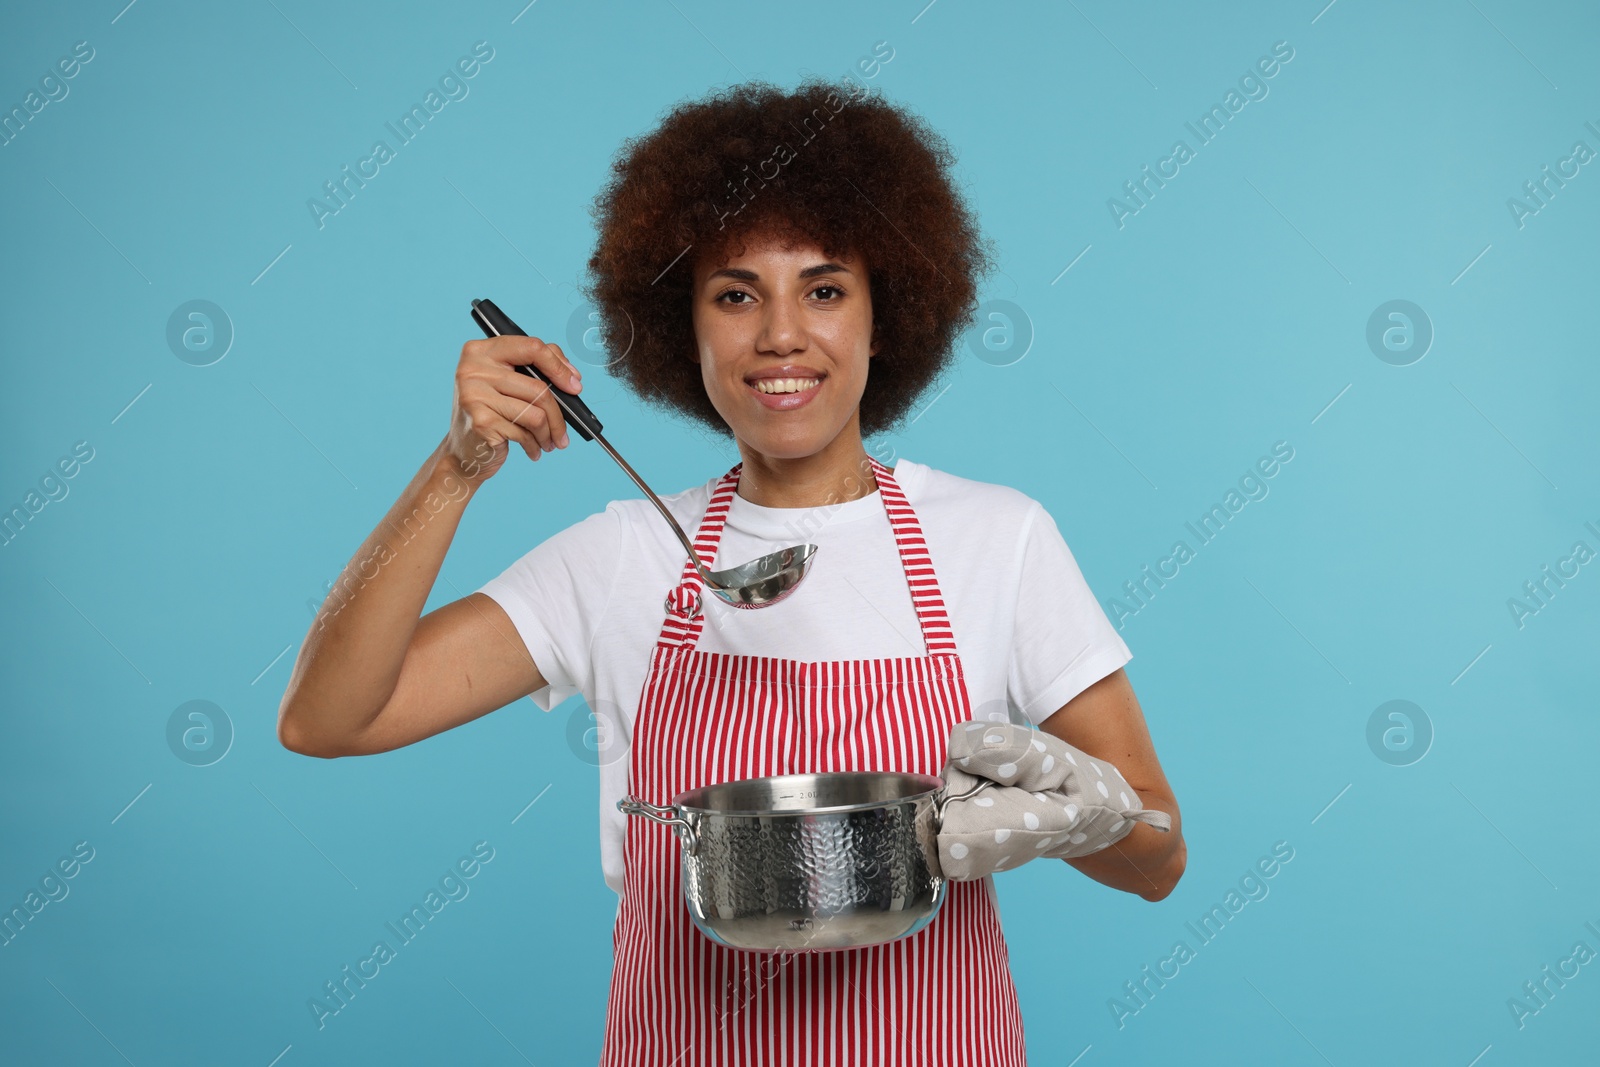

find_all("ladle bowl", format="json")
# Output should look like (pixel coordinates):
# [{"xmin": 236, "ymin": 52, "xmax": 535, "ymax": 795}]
[{"xmin": 678, "ymin": 543, "xmax": 818, "ymax": 617}]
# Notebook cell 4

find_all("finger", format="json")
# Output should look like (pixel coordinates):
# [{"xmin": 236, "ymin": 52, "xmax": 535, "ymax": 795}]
[
  {"xmin": 481, "ymin": 388, "xmax": 558, "ymax": 453},
  {"xmin": 471, "ymin": 336, "xmax": 581, "ymax": 448},
  {"xmin": 494, "ymin": 367, "xmax": 570, "ymax": 450},
  {"xmin": 492, "ymin": 417, "xmax": 542, "ymax": 463},
  {"xmin": 538, "ymin": 341, "xmax": 585, "ymax": 392},
  {"xmin": 462, "ymin": 398, "xmax": 543, "ymax": 463},
  {"xmin": 482, "ymin": 335, "xmax": 584, "ymax": 392},
  {"xmin": 461, "ymin": 369, "xmax": 556, "ymax": 451},
  {"xmin": 495, "ymin": 341, "xmax": 580, "ymax": 449}
]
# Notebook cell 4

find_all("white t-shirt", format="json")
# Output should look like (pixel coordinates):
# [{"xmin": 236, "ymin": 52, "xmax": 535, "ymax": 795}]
[{"xmin": 474, "ymin": 458, "xmax": 1132, "ymax": 902}]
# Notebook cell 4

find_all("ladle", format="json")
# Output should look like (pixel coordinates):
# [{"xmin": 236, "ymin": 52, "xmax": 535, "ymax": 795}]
[{"xmin": 470, "ymin": 298, "xmax": 818, "ymax": 616}]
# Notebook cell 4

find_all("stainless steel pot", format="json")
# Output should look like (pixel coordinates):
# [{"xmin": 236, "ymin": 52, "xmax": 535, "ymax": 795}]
[{"xmin": 618, "ymin": 770, "xmax": 991, "ymax": 952}]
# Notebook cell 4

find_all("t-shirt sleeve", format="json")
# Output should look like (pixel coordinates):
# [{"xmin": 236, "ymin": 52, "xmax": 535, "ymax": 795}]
[
  {"xmin": 1008, "ymin": 499, "xmax": 1132, "ymax": 725},
  {"xmin": 473, "ymin": 503, "xmax": 626, "ymax": 712}
]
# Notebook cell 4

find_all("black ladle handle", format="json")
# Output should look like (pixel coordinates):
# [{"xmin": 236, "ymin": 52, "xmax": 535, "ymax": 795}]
[
  {"xmin": 470, "ymin": 298, "xmax": 603, "ymax": 442},
  {"xmin": 469, "ymin": 297, "xmax": 712, "ymax": 576}
]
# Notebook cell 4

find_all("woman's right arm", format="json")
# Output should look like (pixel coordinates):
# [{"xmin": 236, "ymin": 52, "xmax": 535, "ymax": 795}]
[{"xmin": 275, "ymin": 333, "xmax": 586, "ymax": 758}]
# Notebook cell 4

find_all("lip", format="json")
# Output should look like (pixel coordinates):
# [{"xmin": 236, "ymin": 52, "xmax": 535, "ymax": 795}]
[
  {"xmin": 743, "ymin": 364, "xmax": 826, "ymax": 383},
  {"xmin": 746, "ymin": 374, "xmax": 824, "ymax": 411}
]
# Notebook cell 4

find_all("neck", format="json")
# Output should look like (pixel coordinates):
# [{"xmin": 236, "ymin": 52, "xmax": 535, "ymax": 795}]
[{"xmin": 734, "ymin": 426, "xmax": 881, "ymax": 509}]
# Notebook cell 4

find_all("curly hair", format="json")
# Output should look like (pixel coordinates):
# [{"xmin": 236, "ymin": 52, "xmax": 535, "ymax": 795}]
[{"xmin": 582, "ymin": 77, "xmax": 995, "ymax": 441}]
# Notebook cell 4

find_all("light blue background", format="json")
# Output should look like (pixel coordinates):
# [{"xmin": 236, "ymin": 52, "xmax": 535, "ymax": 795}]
[{"xmin": 3, "ymin": 0, "xmax": 1597, "ymax": 1063}]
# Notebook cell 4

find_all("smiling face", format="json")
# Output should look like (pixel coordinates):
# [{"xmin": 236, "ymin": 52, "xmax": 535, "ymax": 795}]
[{"xmin": 690, "ymin": 230, "xmax": 879, "ymax": 466}]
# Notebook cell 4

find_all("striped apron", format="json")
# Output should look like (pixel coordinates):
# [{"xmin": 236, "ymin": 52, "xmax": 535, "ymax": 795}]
[{"xmin": 599, "ymin": 457, "xmax": 1028, "ymax": 1066}]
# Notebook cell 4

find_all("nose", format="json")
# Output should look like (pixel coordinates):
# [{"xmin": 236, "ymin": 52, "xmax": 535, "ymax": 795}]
[{"xmin": 755, "ymin": 291, "xmax": 807, "ymax": 356}]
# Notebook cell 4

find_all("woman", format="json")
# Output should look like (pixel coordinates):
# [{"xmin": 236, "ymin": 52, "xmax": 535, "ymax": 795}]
[{"xmin": 278, "ymin": 79, "xmax": 1184, "ymax": 1065}]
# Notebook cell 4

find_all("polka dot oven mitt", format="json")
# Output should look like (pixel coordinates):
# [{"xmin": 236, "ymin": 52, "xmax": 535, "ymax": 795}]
[{"xmin": 936, "ymin": 721, "xmax": 1172, "ymax": 881}]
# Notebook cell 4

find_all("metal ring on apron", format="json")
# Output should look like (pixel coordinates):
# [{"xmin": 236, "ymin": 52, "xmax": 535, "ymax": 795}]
[{"xmin": 664, "ymin": 586, "xmax": 702, "ymax": 620}]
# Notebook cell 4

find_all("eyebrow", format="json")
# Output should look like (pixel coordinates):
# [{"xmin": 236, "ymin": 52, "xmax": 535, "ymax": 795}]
[{"xmin": 706, "ymin": 262, "xmax": 853, "ymax": 283}]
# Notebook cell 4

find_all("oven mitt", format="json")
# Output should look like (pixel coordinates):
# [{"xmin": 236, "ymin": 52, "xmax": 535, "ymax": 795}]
[{"xmin": 936, "ymin": 721, "xmax": 1172, "ymax": 881}]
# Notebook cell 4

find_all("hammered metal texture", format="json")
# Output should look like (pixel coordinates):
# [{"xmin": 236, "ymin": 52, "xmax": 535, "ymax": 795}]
[{"xmin": 680, "ymin": 798, "xmax": 948, "ymax": 952}]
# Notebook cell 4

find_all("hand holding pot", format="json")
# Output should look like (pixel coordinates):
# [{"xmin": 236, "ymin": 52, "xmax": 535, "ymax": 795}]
[{"xmin": 936, "ymin": 721, "xmax": 1172, "ymax": 880}]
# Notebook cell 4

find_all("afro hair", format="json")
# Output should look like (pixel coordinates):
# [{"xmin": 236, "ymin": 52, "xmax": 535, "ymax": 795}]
[{"xmin": 582, "ymin": 77, "xmax": 995, "ymax": 440}]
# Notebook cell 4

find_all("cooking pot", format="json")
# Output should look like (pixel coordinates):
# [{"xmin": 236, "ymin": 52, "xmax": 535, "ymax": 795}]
[{"xmin": 618, "ymin": 770, "xmax": 991, "ymax": 952}]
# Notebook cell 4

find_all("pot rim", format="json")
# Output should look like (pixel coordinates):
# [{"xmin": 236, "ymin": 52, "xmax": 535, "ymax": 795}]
[{"xmin": 671, "ymin": 769, "xmax": 947, "ymax": 819}]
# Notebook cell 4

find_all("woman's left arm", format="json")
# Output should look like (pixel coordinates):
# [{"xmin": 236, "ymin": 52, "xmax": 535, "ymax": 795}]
[{"xmin": 1036, "ymin": 667, "xmax": 1186, "ymax": 901}]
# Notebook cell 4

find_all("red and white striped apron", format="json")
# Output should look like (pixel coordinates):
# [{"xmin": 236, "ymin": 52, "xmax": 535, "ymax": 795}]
[{"xmin": 600, "ymin": 457, "xmax": 1028, "ymax": 1066}]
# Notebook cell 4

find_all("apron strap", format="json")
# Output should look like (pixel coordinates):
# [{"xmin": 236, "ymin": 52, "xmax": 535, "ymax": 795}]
[
  {"xmin": 655, "ymin": 457, "xmax": 958, "ymax": 655},
  {"xmin": 869, "ymin": 456, "xmax": 958, "ymax": 655},
  {"xmin": 656, "ymin": 464, "xmax": 741, "ymax": 648}
]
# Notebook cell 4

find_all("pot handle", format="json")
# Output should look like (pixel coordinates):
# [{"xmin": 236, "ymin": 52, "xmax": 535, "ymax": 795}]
[
  {"xmin": 933, "ymin": 778, "xmax": 993, "ymax": 828},
  {"xmin": 618, "ymin": 795, "xmax": 699, "ymax": 854}
]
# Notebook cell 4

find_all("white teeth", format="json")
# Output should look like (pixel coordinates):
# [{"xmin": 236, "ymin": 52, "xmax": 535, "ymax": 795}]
[{"xmin": 753, "ymin": 377, "xmax": 821, "ymax": 394}]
